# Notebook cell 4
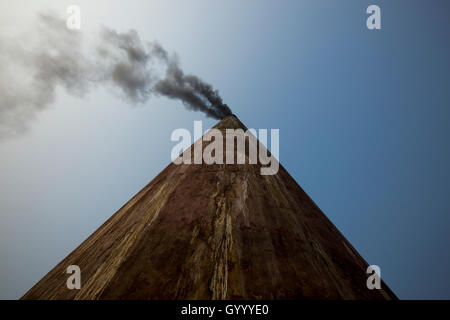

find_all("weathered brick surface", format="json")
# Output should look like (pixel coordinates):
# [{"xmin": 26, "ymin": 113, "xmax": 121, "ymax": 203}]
[{"xmin": 22, "ymin": 115, "xmax": 396, "ymax": 300}]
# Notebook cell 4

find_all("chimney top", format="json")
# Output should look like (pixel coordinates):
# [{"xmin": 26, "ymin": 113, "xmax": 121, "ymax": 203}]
[{"xmin": 214, "ymin": 113, "xmax": 248, "ymax": 131}]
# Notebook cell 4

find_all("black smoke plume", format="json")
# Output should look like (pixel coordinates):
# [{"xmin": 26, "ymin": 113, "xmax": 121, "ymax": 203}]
[{"xmin": 0, "ymin": 12, "xmax": 231, "ymax": 139}]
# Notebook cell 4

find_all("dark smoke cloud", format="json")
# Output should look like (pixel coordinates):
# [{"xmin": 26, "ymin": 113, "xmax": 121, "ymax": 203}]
[
  {"xmin": 155, "ymin": 57, "xmax": 232, "ymax": 119},
  {"xmin": 0, "ymin": 12, "xmax": 231, "ymax": 140},
  {"xmin": 0, "ymin": 12, "xmax": 93, "ymax": 138}
]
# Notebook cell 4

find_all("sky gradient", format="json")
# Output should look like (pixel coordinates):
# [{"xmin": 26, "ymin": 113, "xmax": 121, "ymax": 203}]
[{"xmin": 0, "ymin": 0, "xmax": 449, "ymax": 299}]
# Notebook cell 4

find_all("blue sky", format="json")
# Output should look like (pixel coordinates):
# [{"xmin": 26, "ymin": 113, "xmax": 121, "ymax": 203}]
[{"xmin": 0, "ymin": 0, "xmax": 449, "ymax": 299}]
